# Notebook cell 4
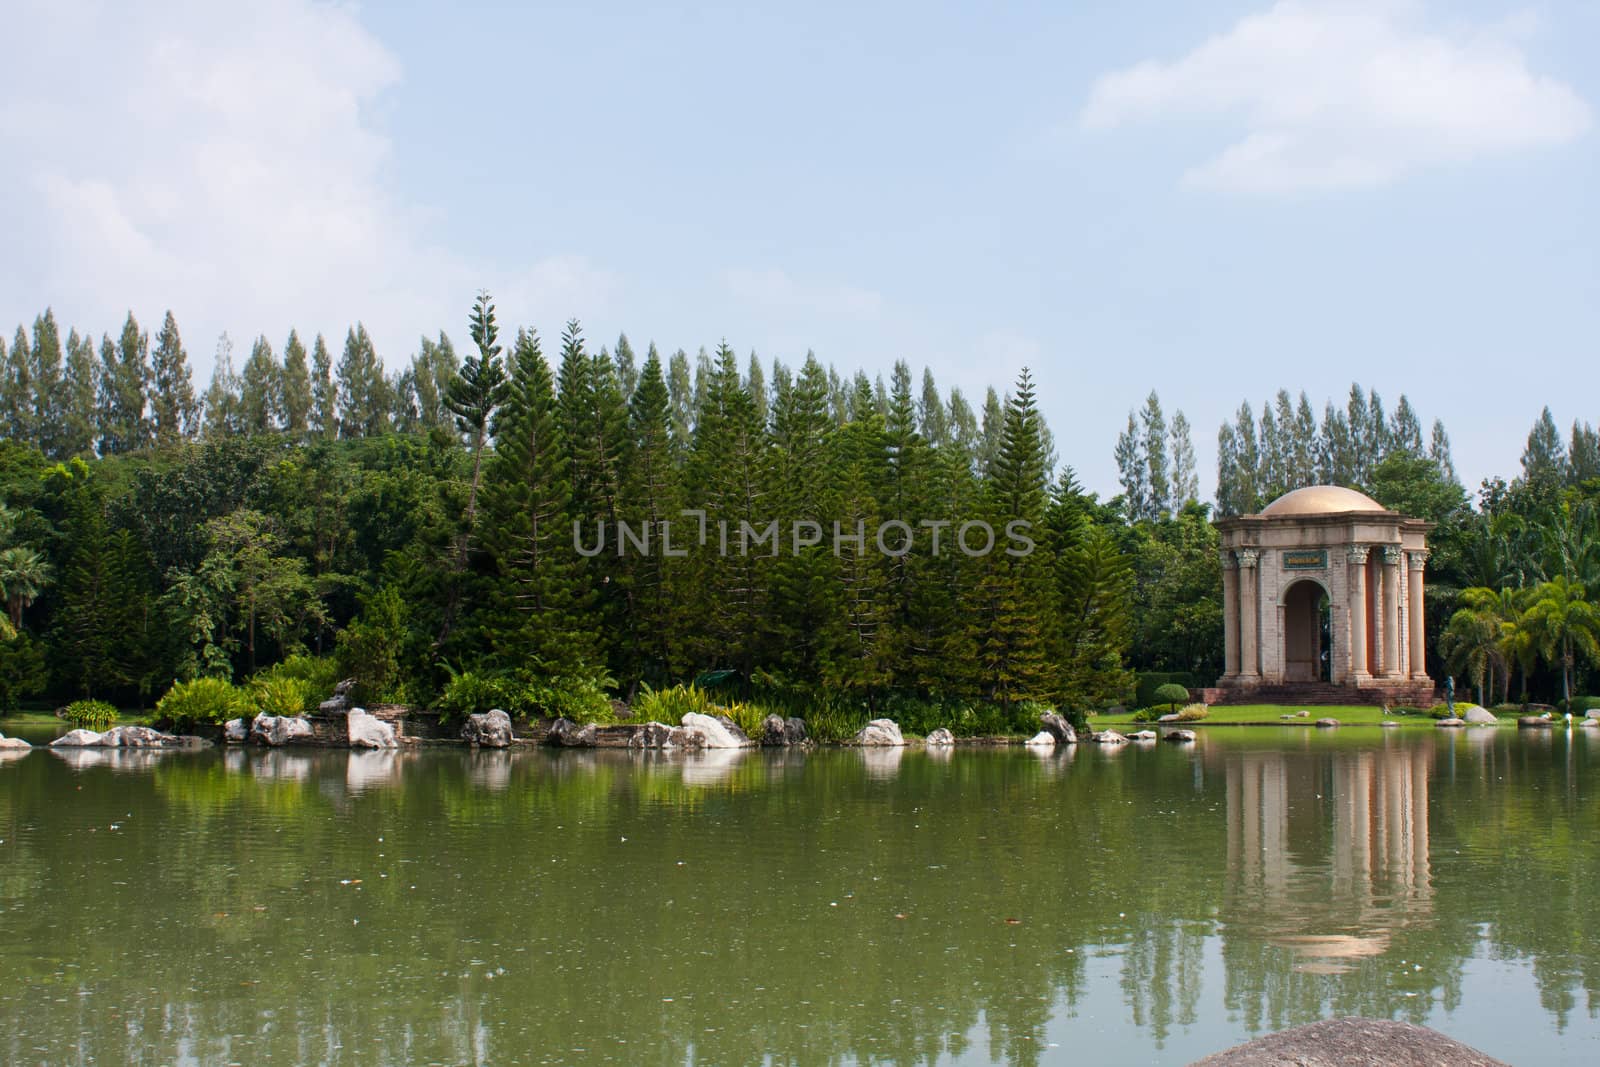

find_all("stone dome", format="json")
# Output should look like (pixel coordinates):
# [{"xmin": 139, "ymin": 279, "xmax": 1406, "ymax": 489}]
[{"xmin": 1258, "ymin": 485, "xmax": 1388, "ymax": 517}]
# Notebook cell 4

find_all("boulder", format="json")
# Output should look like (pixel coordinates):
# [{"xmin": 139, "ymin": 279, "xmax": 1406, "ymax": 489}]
[
  {"xmin": 347, "ymin": 708, "xmax": 398, "ymax": 749},
  {"xmin": 1587, "ymin": 710, "xmax": 1600, "ymax": 720},
  {"xmin": 681, "ymin": 712, "xmax": 752, "ymax": 749},
  {"xmin": 224, "ymin": 718, "xmax": 249, "ymax": 743},
  {"xmin": 1380, "ymin": 721, "xmax": 1401, "ymax": 728},
  {"xmin": 1582, "ymin": 717, "xmax": 1600, "ymax": 728},
  {"xmin": 1191, "ymin": 1016, "xmax": 1509, "ymax": 1067},
  {"xmin": 852, "ymin": 718, "xmax": 906, "ymax": 746},
  {"xmin": 1157, "ymin": 712, "xmax": 1181, "ymax": 723},
  {"xmin": 1094, "ymin": 729, "xmax": 1130, "ymax": 745},
  {"xmin": 1024, "ymin": 731, "xmax": 1056, "ymax": 747},
  {"xmin": 250, "ymin": 714, "xmax": 314, "ymax": 746},
  {"xmin": 1462, "ymin": 706, "xmax": 1498, "ymax": 725},
  {"xmin": 1518, "ymin": 715, "xmax": 1555, "ymax": 728},
  {"xmin": 667, "ymin": 725, "xmax": 707, "ymax": 749},
  {"xmin": 1296, "ymin": 710, "xmax": 1311, "ymax": 718},
  {"xmin": 1163, "ymin": 729, "xmax": 1197, "ymax": 742},
  {"xmin": 759, "ymin": 714, "xmax": 808, "ymax": 746},
  {"xmin": 51, "ymin": 729, "xmax": 105, "ymax": 747},
  {"xmin": 1436, "ymin": 717, "xmax": 1466, "ymax": 727},
  {"xmin": 0, "ymin": 733, "xmax": 30, "ymax": 750},
  {"xmin": 1315, "ymin": 718, "xmax": 1340, "ymax": 728},
  {"xmin": 1037, "ymin": 711, "xmax": 1077, "ymax": 744},
  {"xmin": 462, "ymin": 708, "xmax": 514, "ymax": 748},
  {"xmin": 99, "ymin": 725, "xmax": 173, "ymax": 748},
  {"xmin": 546, "ymin": 717, "xmax": 598, "ymax": 747},
  {"xmin": 629, "ymin": 721, "xmax": 677, "ymax": 748},
  {"xmin": 925, "ymin": 727, "xmax": 955, "ymax": 746},
  {"xmin": 1130, "ymin": 730, "xmax": 1158, "ymax": 741}
]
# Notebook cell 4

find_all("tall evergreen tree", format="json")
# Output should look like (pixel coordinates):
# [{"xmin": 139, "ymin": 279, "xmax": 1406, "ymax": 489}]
[
  {"xmin": 613, "ymin": 333, "xmax": 639, "ymax": 400},
  {"xmin": 202, "ymin": 333, "xmax": 242, "ymax": 439},
  {"xmin": 310, "ymin": 333, "xmax": 337, "ymax": 438},
  {"xmin": 1115, "ymin": 412, "xmax": 1148, "ymax": 520},
  {"xmin": 918, "ymin": 368, "xmax": 948, "ymax": 446},
  {"xmin": 1570, "ymin": 421, "xmax": 1600, "ymax": 485},
  {"xmin": 1140, "ymin": 391, "xmax": 1169, "ymax": 519},
  {"xmin": 666, "ymin": 347, "xmax": 694, "ymax": 456},
  {"xmin": 239, "ymin": 335, "xmax": 282, "ymax": 434},
  {"xmin": 444, "ymin": 292, "xmax": 509, "ymax": 556},
  {"xmin": 1169, "ymin": 410, "xmax": 1198, "ymax": 509},
  {"xmin": 30, "ymin": 309, "xmax": 65, "ymax": 457},
  {"xmin": 61, "ymin": 329, "xmax": 99, "ymax": 457},
  {"xmin": 1430, "ymin": 419, "xmax": 1457, "ymax": 484},
  {"xmin": 976, "ymin": 386, "xmax": 1005, "ymax": 477},
  {"xmin": 99, "ymin": 314, "xmax": 151, "ymax": 454},
  {"xmin": 1522, "ymin": 406, "xmax": 1567, "ymax": 488},
  {"xmin": 1, "ymin": 328, "xmax": 31, "ymax": 443},
  {"xmin": 149, "ymin": 311, "xmax": 198, "ymax": 445},
  {"xmin": 1391, "ymin": 395, "xmax": 1424, "ymax": 457},
  {"xmin": 280, "ymin": 330, "xmax": 313, "ymax": 435},
  {"xmin": 336, "ymin": 324, "xmax": 388, "ymax": 437}
]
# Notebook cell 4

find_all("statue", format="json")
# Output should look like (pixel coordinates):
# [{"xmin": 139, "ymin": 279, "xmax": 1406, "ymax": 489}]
[{"xmin": 1444, "ymin": 675, "xmax": 1455, "ymax": 711}]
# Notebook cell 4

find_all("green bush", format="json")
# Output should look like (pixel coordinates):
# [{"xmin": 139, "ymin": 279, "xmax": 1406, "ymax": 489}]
[
  {"xmin": 1136, "ymin": 672, "xmax": 1202, "ymax": 709},
  {"xmin": 633, "ymin": 683, "xmax": 716, "ymax": 723},
  {"xmin": 1567, "ymin": 696, "xmax": 1600, "ymax": 713},
  {"xmin": 435, "ymin": 670, "xmax": 513, "ymax": 723},
  {"xmin": 1152, "ymin": 683, "xmax": 1190, "ymax": 711},
  {"xmin": 64, "ymin": 699, "xmax": 118, "ymax": 731},
  {"xmin": 250, "ymin": 676, "xmax": 315, "ymax": 717},
  {"xmin": 253, "ymin": 655, "xmax": 340, "ymax": 700},
  {"xmin": 156, "ymin": 678, "xmax": 252, "ymax": 726},
  {"xmin": 508, "ymin": 673, "xmax": 614, "ymax": 723},
  {"xmin": 1176, "ymin": 704, "xmax": 1210, "ymax": 722}
]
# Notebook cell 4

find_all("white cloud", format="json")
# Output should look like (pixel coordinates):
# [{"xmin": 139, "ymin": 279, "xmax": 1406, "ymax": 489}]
[
  {"xmin": 725, "ymin": 268, "xmax": 883, "ymax": 320},
  {"xmin": 1080, "ymin": 0, "xmax": 1591, "ymax": 193},
  {"xmin": 0, "ymin": 0, "xmax": 608, "ymax": 372}
]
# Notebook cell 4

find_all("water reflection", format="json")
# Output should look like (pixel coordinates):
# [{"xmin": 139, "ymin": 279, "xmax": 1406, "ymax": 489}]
[
  {"xmin": 48, "ymin": 746, "xmax": 177, "ymax": 772},
  {"xmin": 858, "ymin": 745, "xmax": 905, "ymax": 779}
]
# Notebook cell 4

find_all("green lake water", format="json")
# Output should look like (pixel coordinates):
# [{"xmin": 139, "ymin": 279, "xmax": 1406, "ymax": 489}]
[{"xmin": 1, "ymin": 726, "xmax": 1598, "ymax": 1065}]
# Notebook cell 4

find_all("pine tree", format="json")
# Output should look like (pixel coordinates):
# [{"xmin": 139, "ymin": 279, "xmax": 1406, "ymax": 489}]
[
  {"xmin": 613, "ymin": 333, "xmax": 639, "ymax": 400},
  {"xmin": 746, "ymin": 351, "xmax": 767, "ymax": 428},
  {"xmin": 1169, "ymin": 410, "xmax": 1198, "ymax": 508},
  {"xmin": 1234, "ymin": 402, "xmax": 1261, "ymax": 513},
  {"xmin": 977, "ymin": 386, "xmax": 1004, "ymax": 477},
  {"xmin": 336, "ymin": 324, "xmax": 388, "ymax": 437},
  {"xmin": 1569, "ymin": 421, "xmax": 1600, "ymax": 485},
  {"xmin": 618, "ymin": 346, "xmax": 681, "ymax": 682},
  {"xmin": 1141, "ymin": 391, "xmax": 1169, "ymax": 519},
  {"xmin": 310, "ymin": 334, "xmax": 337, "ymax": 438},
  {"xmin": 445, "ymin": 292, "xmax": 509, "ymax": 553},
  {"xmin": 61, "ymin": 329, "xmax": 99, "ymax": 457},
  {"xmin": 150, "ymin": 311, "xmax": 198, "ymax": 445},
  {"xmin": 1521, "ymin": 406, "xmax": 1567, "ymax": 487},
  {"xmin": 1258, "ymin": 399, "xmax": 1283, "ymax": 502},
  {"xmin": 1290, "ymin": 391, "xmax": 1317, "ymax": 488},
  {"xmin": 1215, "ymin": 422, "xmax": 1241, "ymax": 516},
  {"xmin": 1115, "ymin": 411, "xmax": 1148, "ymax": 520},
  {"xmin": 1346, "ymin": 385, "xmax": 1371, "ymax": 483},
  {"xmin": 99, "ymin": 314, "xmax": 151, "ymax": 454},
  {"xmin": 1, "ymin": 328, "xmax": 31, "ymax": 443},
  {"xmin": 280, "ymin": 330, "xmax": 313, "ymax": 435},
  {"xmin": 1320, "ymin": 402, "xmax": 1352, "ymax": 484},
  {"xmin": 30, "ymin": 309, "xmax": 65, "ymax": 457},
  {"xmin": 946, "ymin": 387, "xmax": 979, "ymax": 468},
  {"xmin": 202, "ymin": 333, "xmax": 242, "ymax": 439},
  {"xmin": 1430, "ymin": 419, "xmax": 1457, "ymax": 484},
  {"xmin": 666, "ymin": 347, "xmax": 693, "ymax": 457},
  {"xmin": 918, "ymin": 368, "xmax": 948, "ymax": 446},
  {"xmin": 481, "ymin": 328, "xmax": 596, "ymax": 670},
  {"xmin": 1391, "ymin": 395, "xmax": 1423, "ymax": 457},
  {"xmin": 239, "ymin": 335, "xmax": 282, "ymax": 434}
]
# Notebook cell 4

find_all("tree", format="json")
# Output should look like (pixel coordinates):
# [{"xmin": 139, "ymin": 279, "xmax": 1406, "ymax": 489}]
[
  {"xmin": 280, "ymin": 330, "xmax": 313, "ymax": 435},
  {"xmin": 918, "ymin": 368, "xmax": 948, "ymax": 446},
  {"xmin": 61, "ymin": 329, "xmax": 99, "ymax": 457},
  {"xmin": 336, "ymin": 324, "xmax": 388, "ymax": 437},
  {"xmin": 1521, "ymin": 576, "xmax": 1600, "ymax": 706},
  {"xmin": 1169, "ymin": 410, "xmax": 1198, "ymax": 510},
  {"xmin": 1521, "ymin": 406, "xmax": 1566, "ymax": 490},
  {"xmin": 239, "ymin": 335, "xmax": 283, "ymax": 434},
  {"xmin": 1, "ymin": 326, "xmax": 33, "ymax": 444},
  {"xmin": 444, "ymin": 292, "xmax": 508, "ymax": 557},
  {"xmin": 0, "ymin": 545, "xmax": 51, "ymax": 632},
  {"xmin": 202, "ymin": 333, "xmax": 243, "ymax": 438},
  {"xmin": 100, "ymin": 314, "xmax": 151, "ymax": 454},
  {"xmin": 310, "ymin": 333, "xmax": 337, "ymax": 438},
  {"xmin": 1141, "ymin": 391, "xmax": 1169, "ymax": 519},
  {"xmin": 30, "ymin": 309, "xmax": 65, "ymax": 457},
  {"xmin": 1115, "ymin": 412, "xmax": 1148, "ymax": 520},
  {"xmin": 150, "ymin": 311, "xmax": 198, "ymax": 445}
]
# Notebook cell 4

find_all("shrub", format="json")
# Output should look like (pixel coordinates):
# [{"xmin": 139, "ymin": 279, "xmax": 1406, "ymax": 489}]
[
  {"xmin": 435, "ymin": 670, "xmax": 513, "ymax": 723},
  {"xmin": 1567, "ymin": 696, "xmax": 1600, "ymax": 713},
  {"xmin": 508, "ymin": 673, "xmax": 614, "ymax": 723},
  {"xmin": 156, "ymin": 678, "xmax": 252, "ymax": 726},
  {"xmin": 1136, "ymin": 672, "xmax": 1202, "ymax": 709},
  {"xmin": 633, "ymin": 683, "xmax": 716, "ymax": 723},
  {"xmin": 715, "ymin": 699, "xmax": 767, "ymax": 739},
  {"xmin": 253, "ymin": 655, "xmax": 341, "ymax": 700},
  {"xmin": 64, "ymin": 699, "xmax": 118, "ymax": 731},
  {"xmin": 1176, "ymin": 703, "xmax": 1210, "ymax": 722},
  {"xmin": 251, "ymin": 676, "xmax": 316, "ymax": 717},
  {"xmin": 1152, "ymin": 683, "xmax": 1190, "ymax": 711}
]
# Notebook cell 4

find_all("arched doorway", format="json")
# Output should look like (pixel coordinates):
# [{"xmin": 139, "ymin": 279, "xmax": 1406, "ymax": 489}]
[{"xmin": 1283, "ymin": 579, "xmax": 1331, "ymax": 683}]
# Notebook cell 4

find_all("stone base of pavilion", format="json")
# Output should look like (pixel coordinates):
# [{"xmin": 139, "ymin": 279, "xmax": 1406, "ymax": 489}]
[{"xmin": 1202, "ymin": 678, "xmax": 1437, "ymax": 708}]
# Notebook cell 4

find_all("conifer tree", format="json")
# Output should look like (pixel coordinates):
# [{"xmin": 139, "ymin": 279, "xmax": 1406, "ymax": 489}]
[
  {"xmin": 746, "ymin": 351, "xmax": 767, "ymax": 427},
  {"xmin": 1141, "ymin": 391, "xmax": 1169, "ymax": 519},
  {"xmin": 918, "ymin": 368, "xmax": 948, "ymax": 446},
  {"xmin": 613, "ymin": 333, "xmax": 638, "ymax": 400},
  {"xmin": 618, "ymin": 347, "xmax": 681, "ymax": 681},
  {"xmin": 445, "ymin": 293, "xmax": 508, "ymax": 550},
  {"xmin": 61, "ymin": 329, "xmax": 99, "ymax": 457},
  {"xmin": 666, "ymin": 348, "xmax": 694, "ymax": 456},
  {"xmin": 1391, "ymin": 395, "xmax": 1423, "ymax": 457},
  {"xmin": 280, "ymin": 330, "xmax": 313, "ymax": 435},
  {"xmin": 481, "ymin": 328, "xmax": 596, "ymax": 670},
  {"xmin": 1430, "ymin": 419, "xmax": 1457, "ymax": 484},
  {"xmin": 1233, "ymin": 402, "xmax": 1261, "ymax": 513},
  {"xmin": 1522, "ymin": 406, "xmax": 1567, "ymax": 488},
  {"xmin": 239, "ymin": 335, "xmax": 282, "ymax": 434},
  {"xmin": 946, "ymin": 388, "xmax": 979, "ymax": 468},
  {"xmin": 336, "ymin": 324, "xmax": 388, "ymax": 437},
  {"xmin": 0, "ymin": 329, "xmax": 29, "ymax": 443},
  {"xmin": 150, "ymin": 311, "xmax": 198, "ymax": 445},
  {"xmin": 30, "ymin": 310, "xmax": 65, "ymax": 457},
  {"xmin": 977, "ymin": 386, "xmax": 1005, "ymax": 477},
  {"xmin": 1569, "ymin": 422, "xmax": 1600, "ymax": 485},
  {"xmin": 310, "ymin": 334, "xmax": 337, "ymax": 438},
  {"xmin": 1169, "ymin": 410, "xmax": 1198, "ymax": 509},
  {"xmin": 1115, "ymin": 412, "xmax": 1148, "ymax": 520},
  {"xmin": 202, "ymin": 333, "xmax": 242, "ymax": 439},
  {"xmin": 99, "ymin": 314, "xmax": 151, "ymax": 454},
  {"xmin": 1215, "ymin": 422, "xmax": 1242, "ymax": 516}
]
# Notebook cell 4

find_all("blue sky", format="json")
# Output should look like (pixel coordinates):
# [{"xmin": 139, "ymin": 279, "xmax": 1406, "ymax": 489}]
[{"xmin": 2, "ymin": 0, "xmax": 1595, "ymax": 499}]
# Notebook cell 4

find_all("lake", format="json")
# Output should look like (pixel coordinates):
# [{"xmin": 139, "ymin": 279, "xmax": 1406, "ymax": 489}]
[{"xmin": 1, "ymin": 726, "xmax": 1597, "ymax": 1065}]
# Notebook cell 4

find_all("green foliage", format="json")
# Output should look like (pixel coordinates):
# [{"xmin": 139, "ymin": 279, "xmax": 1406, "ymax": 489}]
[
  {"xmin": 1135, "ymin": 672, "xmax": 1202, "ymax": 709},
  {"xmin": 434, "ymin": 669, "xmax": 513, "ymax": 723},
  {"xmin": 1152, "ymin": 682, "xmax": 1190, "ymax": 710},
  {"xmin": 632, "ymin": 683, "xmax": 716, "ymax": 723},
  {"xmin": 155, "ymin": 677, "xmax": 251, "ymax": 725},
  {"xmin": 250, "ymin": 676, "xmax": 315, "ymax": 717},
  {"xmin": 63, "ymin": 698, "xmax": 118, "ymax": 731},
  {"xmin": 252, "ymin": 654, "xmax": 340, "ymax": 699},
  {"xmin": 1176, "ymin": 703, "xmax": 1210, "ymax": 722}
]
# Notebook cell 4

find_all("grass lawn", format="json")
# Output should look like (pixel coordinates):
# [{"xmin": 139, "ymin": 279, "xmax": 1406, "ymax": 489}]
[{"xmin": 1087, "ymin": 704, "xmax": 1458, "ymax": 728}]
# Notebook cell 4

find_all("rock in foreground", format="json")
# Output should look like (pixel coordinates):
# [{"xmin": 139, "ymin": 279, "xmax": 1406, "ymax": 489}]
[
  {"xmin": 1436, "ymin": 717, "xmax": 1466, "ymax": 727},
  {"xmin": 463, "ymin": 709, "xmax": 514, "ymax": 748},
  {"xmin": 760, "ymin": 714, "xmax": 808, "ymax": 746},
  {"xmin": 547, "ymin": 717, "xmax": 598, "ymax": 747},
  {"xmin": 853, "ymin": 718, "xmax": 905, "ymax": 746},
  {"xmin": 0, "ymin": 732, "xmax": 31, "ymax": 750},
  {"xmin": 681, "ymin": 712, "xmax": 752, "ymax": 749},
  {"xmin": 1462, "ymin": 706, "xmax": 1498, "ymax": 725},
  {"xmin": 251, "ymin": 714, "xmax": 314, "ymax": 746},
  {"xmin": 1189, "ymin": 1016, "xmax": 1508, "ymax": 1066},
  {"xmin": 1024, "ymin": 731, "xmax": 1055, "ymax": 747},
  {"xmin": 1037, "ymin": 711, "xmax": 1077, "ymax": 744},
  {"xmin": 924, "ymin": 728, "xmax": 955, "ymax": 746},
  {"xmin": 347, "ymin": 708, "xmax": 399, "ymax": 748}
]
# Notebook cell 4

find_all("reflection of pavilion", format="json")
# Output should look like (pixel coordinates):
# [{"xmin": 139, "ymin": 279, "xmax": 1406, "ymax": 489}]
[{"xmin": 1221, "ymin": 745, "xmax": 1433, "ymax": 971}]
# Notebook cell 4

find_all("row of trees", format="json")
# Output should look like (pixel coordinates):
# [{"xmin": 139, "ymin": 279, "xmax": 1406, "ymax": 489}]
[{"xmin": 0, "ymin": 295, "xmax": 1133, "ymax": 717}]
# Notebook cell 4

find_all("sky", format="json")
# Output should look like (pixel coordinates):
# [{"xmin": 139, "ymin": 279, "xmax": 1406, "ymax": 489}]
[{"xmin": 1, "ymin": 0, "xmax": 1595, "ymax": 501}]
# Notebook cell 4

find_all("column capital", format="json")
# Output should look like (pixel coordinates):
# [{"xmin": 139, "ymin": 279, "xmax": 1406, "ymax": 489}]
[
  {"xmin": 1220, "ymin": 550, "xmax": 1239, "ymax": 570},
  {"xmin": 1345, "ymin": 545, "xmax": 1370, "ymax": 564},
  {"xmin": 1408, "ymin": 550, "xmax": 1429, "ymax": 570},
  {"xmin": 1382, "ymin": 545, "xmax": 1403, "ymax": 565},
  {"xmin": 1236, "ymin": 548, "xmax": 1260, "ymax": 568}
]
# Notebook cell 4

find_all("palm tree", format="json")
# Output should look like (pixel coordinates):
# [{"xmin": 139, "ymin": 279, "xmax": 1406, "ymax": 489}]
[
  {"xmin": 0, "ymin": 546, "xmax": 51, "ymax": 631},
  {"xmin": 1440, "ymin": 594, "xmax": 1505, "ymax": 707},
  {"xmin": 1521, "ymin": 576, "xmax": 1600, "ymax": 706}
]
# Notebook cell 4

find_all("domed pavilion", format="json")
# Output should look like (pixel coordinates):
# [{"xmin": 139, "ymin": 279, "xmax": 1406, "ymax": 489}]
[{"xmin": 1211, "ymin": 486, "xmax": 1435, "ymax": 705}]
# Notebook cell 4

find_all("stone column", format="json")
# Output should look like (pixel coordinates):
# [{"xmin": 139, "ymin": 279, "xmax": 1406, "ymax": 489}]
[
  {"xmin": 1381, "ymin": 546, "xmax": 1402, "ymax": 679},
  {"xmin": 1238, "ymin": 549, "xmax": 1260, "ymax": 679},
  {"xmin": 1221, "ymin": 551, "xmax": 1240, "ymax": 678},
  {"xmin": 1408, "ymin": 551, "xmax": 1429, "ymax": 680},
  {"xmin": 1347, "ymin": 545, "xmax": 1370, "ymax": 681}
]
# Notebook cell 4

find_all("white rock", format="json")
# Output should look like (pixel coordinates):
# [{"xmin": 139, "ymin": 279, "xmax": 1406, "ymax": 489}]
[
  {"xmin": 0, "ymin": 734, "xmax": 31, "ymax": 750},
  {"xmin": 224, "ymin": 718, "xmax": 249, "ymax": 742},
  {"xmin": 924, "ymin": 728, "xmax": 956, "ymax": 746},
  {"xmin": 250, "ymin": 714, "xmax": 314, "ymax": 746},
  {"xmin": 462, "ymin": 708, "xmax": 514, "ymax": 748},
  {"xmin": 680, "ymin": 712, "xmax": 751, "ymax": 748},
  {"xmin": 1163, "ymin": 729, "xmax": 1197, "ymax": 742},
  {"xmin": 1462, "ymin": 706, "xmax": 1498, "ymax": 725},
  {"xmin": 852, "ymin": 718, "xmax": 906, "ymax": 746},
  {"xmin": 99, "ymin": 725, "xmax": 173, "ymax": 748},
  {"xmin": 1095, "ymin": 729, "xmax": 1130, "ymax": 745},
  {"xmin": 51, "ymin": 729, "xmax": 105, "ymax": 747},
  {"xmin": 1130, "ymin": 730, "xmax": 1158, "ymax": 741},
  {"xmin": 346, "ymin": 708, "xmax": 398, "ymax": 749},
  {"xmin": 1025, "ymin": 731, "xmax": 1056, "ymax": 747}
]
